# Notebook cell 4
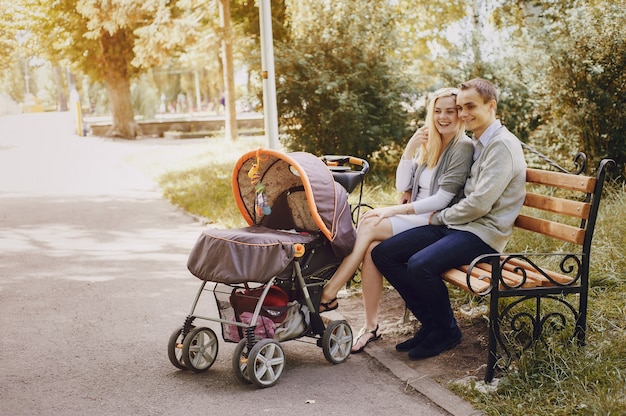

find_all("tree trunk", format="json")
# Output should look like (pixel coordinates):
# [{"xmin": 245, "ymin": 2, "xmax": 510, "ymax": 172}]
[
  {"xmin": 220, "ymin": 0, "xmax": 238, "ymax": 141},
  {"xmin": 54, "ymin": 66, "xmax": 68, "ymax": 112},
  {"xmin": 99, "ymin": 30, "xmax": 142, "ymax": 139}
]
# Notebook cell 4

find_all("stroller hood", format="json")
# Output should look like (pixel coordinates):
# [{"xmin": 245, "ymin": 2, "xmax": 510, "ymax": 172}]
[{"xmin": 232, "ymin": 148, "xmax": 356, "ymax": 258}]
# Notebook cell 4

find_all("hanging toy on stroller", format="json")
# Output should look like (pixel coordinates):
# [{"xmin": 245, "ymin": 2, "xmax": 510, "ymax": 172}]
[{"xmin": 167, "ymin": 148, "xmax": 368, "ymax": 388}]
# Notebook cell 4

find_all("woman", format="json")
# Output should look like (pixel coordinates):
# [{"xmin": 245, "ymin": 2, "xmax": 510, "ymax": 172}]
[{"xmin": 318, "ymin": 87, "xmax": 474, "ymax": 353}]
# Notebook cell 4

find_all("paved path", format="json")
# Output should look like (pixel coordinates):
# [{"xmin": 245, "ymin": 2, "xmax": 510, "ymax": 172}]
[{"xmin": 0, "ymin": 112, "xmax": 468, "ymax": 416}]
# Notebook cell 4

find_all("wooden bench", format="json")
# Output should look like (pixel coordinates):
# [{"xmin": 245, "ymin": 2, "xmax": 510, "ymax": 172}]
[{"xmin": 441, "ymin": 156, "xmax": 614, "ymax": 382}]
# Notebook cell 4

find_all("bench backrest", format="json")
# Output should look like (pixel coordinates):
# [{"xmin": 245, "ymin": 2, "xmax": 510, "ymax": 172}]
[
  {"xmin": 515, "ymin": 160, "xmax": 613, "ymax": 254},
  {"xmin": 441, "ymin": 159, "xmax": 614, "ymax": 294}
]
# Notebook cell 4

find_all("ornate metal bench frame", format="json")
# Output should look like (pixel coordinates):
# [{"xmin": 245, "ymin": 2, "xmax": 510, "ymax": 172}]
[{"xmin": 442, "ymin": 150, "xmax": 614, "ymax": 383}]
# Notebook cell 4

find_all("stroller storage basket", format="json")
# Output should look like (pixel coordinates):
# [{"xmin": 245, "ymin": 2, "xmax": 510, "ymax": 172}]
[{"xmin": 216, "ymin": 283, "xmax": 294, "ymax": 342}]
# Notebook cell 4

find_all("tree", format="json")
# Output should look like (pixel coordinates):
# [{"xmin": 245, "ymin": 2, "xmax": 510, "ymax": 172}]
[
  {"xmin": 499, "ymin": 0, "xmax": 626, "ymax": 174},
  {"xmin": 27, "ymin": 0, "xmax": 218, "ymax": 138},
  {"xmin": 540, "ymin": 1, "xmax": 626, "ymax": 174},
  {"xmin": 27, "ymin": 0, "xmax": 141, "ymax": 137},
  {"xmin": 0, "ymin": 3, "xmax": 20, "ymax": 74},
  {"xmin": 275, "ymin": 0, "xmax": 413, "ymax": 163},
  {"xmin": 219, "ymin": 0, "xmax": 238, "ymax": 141}
]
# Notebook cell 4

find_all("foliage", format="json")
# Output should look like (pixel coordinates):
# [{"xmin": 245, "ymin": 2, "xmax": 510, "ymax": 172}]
[
  {"xmin": 231, "ymin": 0, "xmax": 289, "ymax": 46},
  {"xmin": 389, "ymin": 0, "xmax": 468, "ymax": 91},
  {"xmin": 128, "ymin": 135, "xmax": 265, "ymax": 227},
  {"xmin": 160, "ymin": 161, "xmax": 247, "ymax": 228},
  {"xmin": 1, "ymin": 0, "xmax": 625, "ymax": 172},
  {"xmin": 0, "ymin": 3, "xmax": 23, "ymax": 73},
  {"xmin": 274, "ymin": 1, "xmax": 414, "ymax": 164},
  {"xmin": 132, "ymin": 0, "xmax": 215, "ymax": 70},
  {"xmin": 501, "ymin": 0, "xmax": 626, "ymax": 177}
]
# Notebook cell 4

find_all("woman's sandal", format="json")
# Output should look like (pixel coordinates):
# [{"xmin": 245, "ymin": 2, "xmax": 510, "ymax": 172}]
[
  {"xmin": 319, "ymin": 297, "xmax": 339, "ymax": 313},
  {"xmin": 351, "ymin": 324, "xmax": 381, "ymax": 354}
]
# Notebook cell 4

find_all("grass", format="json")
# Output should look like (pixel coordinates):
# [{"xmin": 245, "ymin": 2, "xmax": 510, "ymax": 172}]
[
  {"xmin": 135, "ymin": 141, "xmax": 626, "ymax": 416},
  {"xmin": 127, "ymin": 135, "xmax": 266, "ymax": 227},
  {"xmin": 449, "ymin": 180, "xmax": 626, "ymax": 416}
]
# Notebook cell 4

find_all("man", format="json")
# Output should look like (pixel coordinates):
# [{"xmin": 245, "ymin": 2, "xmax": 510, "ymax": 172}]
[{"xmin": 371, "ymin": 78, "xmax": 527, "ymax": 359}]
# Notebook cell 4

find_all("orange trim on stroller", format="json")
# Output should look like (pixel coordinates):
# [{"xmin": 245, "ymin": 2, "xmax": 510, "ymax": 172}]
[{"xmin": 231, "ymin": 148, "xmax": 334, "ymax": 242}]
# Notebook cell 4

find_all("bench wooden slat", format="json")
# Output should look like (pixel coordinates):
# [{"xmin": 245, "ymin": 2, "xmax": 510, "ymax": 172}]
[
  {"xmin": 515, "ymin": 214, "xmax": 585, "ymax": 245},
  {"xmin": 460, "ymin": 264, "xmax": 539, "ymax": 289},
  {"xmin": 444, "ymin": 256, "xmax": 577, "ymax": 295},
  {"xmin": 442, "ymin": 268, "xmax": 491, "ymax": 294},
  {"xmin": 482, "ymin": 263, "xmax": 541, "ymax": 288},
  {"xmin": 526, "ymin": 168, "xmax": 596, "ymax": 193},
  {"xmin": 524, "ymin": 192, "xmax": 591, "ymax": 220},
  {"xmin": 504, "ymin": 257, "xmax": 575, "ymax": 286}
]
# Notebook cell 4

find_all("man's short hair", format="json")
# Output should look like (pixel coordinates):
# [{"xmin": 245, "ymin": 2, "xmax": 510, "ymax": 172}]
[{"xmin": 459, "ymin": 78, "xmax": 499, "ymax": 104}]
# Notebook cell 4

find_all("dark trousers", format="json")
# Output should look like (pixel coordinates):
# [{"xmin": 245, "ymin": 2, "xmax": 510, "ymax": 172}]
[{"xmin": 371, "ymin": 225, "xmax": 497, "ymax": 331}]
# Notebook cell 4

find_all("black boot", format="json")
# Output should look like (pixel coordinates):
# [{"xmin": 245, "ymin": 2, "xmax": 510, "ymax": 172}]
[
  {"xmin": 395, "ymin": 326, "xmax": 432, "ymax": 352},
  {"xmin": 408, "ymin": 326, "xmax": 462, "ymax": 359}
]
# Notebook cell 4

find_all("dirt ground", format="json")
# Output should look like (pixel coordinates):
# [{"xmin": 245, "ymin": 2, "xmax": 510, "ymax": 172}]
[{"xmin": 338, "ymin": 285, "xmax": 492, "ymax": 385}]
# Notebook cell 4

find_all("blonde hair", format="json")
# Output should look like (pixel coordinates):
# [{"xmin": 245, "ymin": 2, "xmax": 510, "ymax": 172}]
[{"xmin": 416, "ymin": 87, "xmax": 465, "ymax": 168}]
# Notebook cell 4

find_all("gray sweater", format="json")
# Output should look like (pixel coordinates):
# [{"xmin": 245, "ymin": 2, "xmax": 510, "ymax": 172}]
[
  {"xmin": 396, "ymin": 134, "xmax": 474, "ymax": 205},
  {"xmin": 431, "ymin": 123, "xmax": 527, "ymax": 252}
]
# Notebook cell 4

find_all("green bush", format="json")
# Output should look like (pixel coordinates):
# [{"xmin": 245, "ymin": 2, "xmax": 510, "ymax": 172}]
[{"xmin": 274, "ymin": 2, "xmax": 414, "ymax": 169}]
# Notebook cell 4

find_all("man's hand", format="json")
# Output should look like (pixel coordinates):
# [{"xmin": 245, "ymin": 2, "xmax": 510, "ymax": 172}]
[{"xmin": 399, "ymin": 191, "xmax": 411, "ymax": 204}]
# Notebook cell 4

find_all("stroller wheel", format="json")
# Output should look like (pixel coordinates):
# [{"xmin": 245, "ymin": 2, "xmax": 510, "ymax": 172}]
[
  {"xmin": 232, "ymin": 339, "xmax": 252, "ymax": 384},
  {"xmin": 167, "ymin": 327, "xmax": 188, "ymax": 370},
  {"xmin": 246, "ymin": 339, "xmax": 285, "ymax": 388},
  {"xmin": 182, "ymin": 327, "xmax": 219, "ymax": 373},
  {"xmin": 322, "ymin": 320, "xmax": 353, "ymax": 364}
]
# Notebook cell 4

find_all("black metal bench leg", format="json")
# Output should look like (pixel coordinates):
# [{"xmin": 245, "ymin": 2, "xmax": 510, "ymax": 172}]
[
  {"xmin": 485, "ymin": 292, "xmax": 500, "ymax": 383},
  {"xmin": 576, "ymin": 289, "xmax": 588, "ymax": 347}
]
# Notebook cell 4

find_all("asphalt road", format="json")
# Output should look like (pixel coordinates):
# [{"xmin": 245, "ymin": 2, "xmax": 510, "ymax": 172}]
[{"xmin": 0, "ymin": 112, "xmax": 450, "ymax": 416}]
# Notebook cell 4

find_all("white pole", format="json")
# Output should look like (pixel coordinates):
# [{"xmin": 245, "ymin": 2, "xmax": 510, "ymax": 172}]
[{"xmin": 259, "ymin": 0, "xmax": 279, "ymax": 149}]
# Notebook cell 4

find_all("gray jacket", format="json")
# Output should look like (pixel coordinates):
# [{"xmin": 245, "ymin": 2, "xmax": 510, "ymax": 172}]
[
  {"xmin": 396, "ymin": 134, "xmax": 474, "ymax": 206},
  {"xmin": 431, "ymin": 124, "xmax": 527, "ymax": 252}
]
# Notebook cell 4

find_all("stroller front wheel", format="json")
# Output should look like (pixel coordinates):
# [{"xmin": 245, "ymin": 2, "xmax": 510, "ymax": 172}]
[
  {"xmin": 246, "ymin": 339, "xmax": 285, "ymax": 388},
  {"xmin": 181, "ymin": 327, "xmax": 219, "ymax": 373},
  {"xmin": 232, "ymin": 339, "xmax": 252, "ymax": 384},
  {"xmin": 167, "ymin": 327, "xmax": 188, "ymax": 370},
  {"xmin": 322, "ymin": 320, "xmax": 353, "ymax": 364}
]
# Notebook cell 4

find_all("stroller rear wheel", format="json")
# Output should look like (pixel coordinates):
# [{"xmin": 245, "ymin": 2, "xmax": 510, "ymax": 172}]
[
  {"xmin": 181, "ymin": 327, "xmax": 219, "ymax": 373},
  {"xmin": 246, "ymin": 339, "xmax": 285, "ymax": 388},
  {"xmin": 167, "ymin": 327, "xmax": 188, "ymax": 370},
  {"xmin": 232, "ymin": 339, "xmax": 252, "ymax": 384},
  {"xmin": 322, "ymin": 320, "xmax": 353, "ymax": 364}
]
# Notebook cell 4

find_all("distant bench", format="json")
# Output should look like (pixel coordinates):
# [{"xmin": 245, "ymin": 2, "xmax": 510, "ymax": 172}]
[{"xmin": 441, "ymin": 156, "xmax": 613, "ymax": 382}]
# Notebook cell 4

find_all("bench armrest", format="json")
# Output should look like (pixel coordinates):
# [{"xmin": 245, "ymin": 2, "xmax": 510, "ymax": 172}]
[{"xmin": 465, "ymin": 252, "xmax": 582, "ymax": 294}]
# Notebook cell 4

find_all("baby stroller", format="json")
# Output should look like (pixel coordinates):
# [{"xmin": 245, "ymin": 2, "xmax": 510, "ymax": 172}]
[{"xmin": 167, "ymin": 148, "xmax": 368, "ymax": 388}]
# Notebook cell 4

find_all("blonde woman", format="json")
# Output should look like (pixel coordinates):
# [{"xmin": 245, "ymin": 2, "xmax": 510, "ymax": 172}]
[{"xmin": 318, "ymin": 88, "xmax": 474, "ymax": 353}]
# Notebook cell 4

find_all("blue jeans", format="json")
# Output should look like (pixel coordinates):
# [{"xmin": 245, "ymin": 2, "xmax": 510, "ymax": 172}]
[{"xmin": 371, "ymin": 225, "xmax": 497, "ymax": 331}]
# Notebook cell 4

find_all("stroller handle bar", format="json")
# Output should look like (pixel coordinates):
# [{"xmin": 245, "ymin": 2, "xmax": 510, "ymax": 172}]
[
  {"xmin": 321, "ymin": 155, "xmax": 369, "ymax": 195},
  {"xmin": 321, "ymin": 155, "xmax": 369, "ymax": 175}
]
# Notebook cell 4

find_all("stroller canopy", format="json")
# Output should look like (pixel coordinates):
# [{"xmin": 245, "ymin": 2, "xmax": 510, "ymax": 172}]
[{"xmin": 232, "ymin": 148, "xmax": 356, "ymax": 258}]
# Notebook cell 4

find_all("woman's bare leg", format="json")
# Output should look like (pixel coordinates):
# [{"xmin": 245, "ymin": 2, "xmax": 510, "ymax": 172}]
[
  {"xmin": 351, "ymin": 241, "xmax": 383, "ymax": 352},
  {"xmin": 320, "ymin": 217, "xmax": 393, "ymax": 308}
]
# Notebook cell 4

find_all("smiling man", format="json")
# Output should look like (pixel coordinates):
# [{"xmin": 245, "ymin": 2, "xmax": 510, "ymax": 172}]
[{"xmin": 371, "ymin": 78, "xmax": 527, "ymax": 360}]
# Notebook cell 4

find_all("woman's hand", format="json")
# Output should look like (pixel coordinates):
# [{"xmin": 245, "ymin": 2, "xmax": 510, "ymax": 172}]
[
  {"xmin": 403, "ymin": 126, "xmax": 429, "ymax": 159},
  {"xmin": 361, "ymin": 205, "xmax": 405, "ymax": 225},
  {"xmin": 361, "ymin": 207, "xmax": 386, "ymax": 225}
]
